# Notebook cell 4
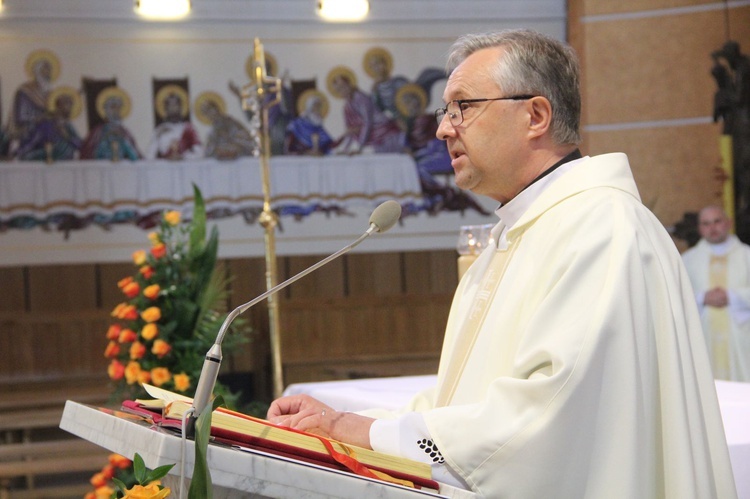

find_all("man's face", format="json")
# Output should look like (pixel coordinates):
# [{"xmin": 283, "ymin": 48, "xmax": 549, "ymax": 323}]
[
  {"xmin": 56, "ymin": 95, "xmax": 73, "ymax": 118},
  {"xmin": 699, "ymin": 207, "xmax": 732, "ymax": 244},
  {"xmin": 104, "ymin": 97, "xmax": 123, "ymax": 122},
  {"xmin": 165, "ymin": 95, "xmax": 183, "ymax": 121},
  {"xmin": 435, "ymin": 46, "xmax": 529, "ymax": 203}
]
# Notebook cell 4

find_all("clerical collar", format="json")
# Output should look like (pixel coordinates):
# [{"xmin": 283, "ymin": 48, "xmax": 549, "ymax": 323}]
[
  {"xmin": 708, "ymin": 237, "xmax": 733, "ymax": 256},
  {"xmin": 493, "ymin": 149, "xmax": 586, "ymax": 249}
]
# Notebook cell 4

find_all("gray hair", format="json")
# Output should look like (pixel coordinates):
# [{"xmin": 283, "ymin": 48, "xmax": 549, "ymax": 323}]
[{"xmin": 446, "ymin": 29, "xmax": 581, "ymax": 145}]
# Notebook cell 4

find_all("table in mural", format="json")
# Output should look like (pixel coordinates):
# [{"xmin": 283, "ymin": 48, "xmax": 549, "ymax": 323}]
[{"xmin": 0, "ymin": 154, "xmax": 424, "ymax": 233}]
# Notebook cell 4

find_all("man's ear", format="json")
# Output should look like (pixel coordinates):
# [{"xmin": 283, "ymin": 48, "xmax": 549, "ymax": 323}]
[{"xmin": 527, "ymin": 96, "xmax": 553, "ymax": 138}]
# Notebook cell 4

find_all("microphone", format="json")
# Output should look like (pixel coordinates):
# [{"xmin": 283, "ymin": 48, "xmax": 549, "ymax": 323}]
[{"xmin": 188, "ymin": 200, "xmax": 402, "ymax": 427}]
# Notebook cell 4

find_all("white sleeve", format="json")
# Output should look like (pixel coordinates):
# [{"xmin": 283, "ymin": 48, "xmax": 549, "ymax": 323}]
[{"xmin": 369, "ymin": 412, "xmax": 468, "ymax": 489}]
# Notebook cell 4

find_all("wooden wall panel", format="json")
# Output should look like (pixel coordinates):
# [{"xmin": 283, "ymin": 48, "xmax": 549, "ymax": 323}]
[
  {"xmin": 98, "ymin": 262, "xmax": 137, "ymax": 309},
  {"xmin": 583, "ymin": 10, "xmax": 725, "ymax": 124},
  {"xmin": 587, "ymin": 123, "xmax": 723, "ymax": 224},
  {"xmin": 0, "ymin": 267, "xmax": 26, "ymax": 312},
  {"xmin": 403, "ymin": 250, "xmax": 459, "ymax": 295},
  {"xmin": 27, "ymin": 264, "xmax": 98, "ymax": 312},
  {"xmin": 582, "ymin": 0, "xmax": 715, "ymax": 16},
  {"xmin": 284, "ymin": 255, "xmax": 345, "ymax": 299},
  {"xmin": 346, "ymin": 253, "xmax": 403, "ymax": 296}
]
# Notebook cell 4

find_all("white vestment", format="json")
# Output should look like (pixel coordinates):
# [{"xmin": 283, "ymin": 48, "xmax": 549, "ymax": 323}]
[
  {"xmin": 682, "ymin": 235, "xmax": 750, "ymax": 381},
  {"xmin": 369, "ymin": 153, "xmax": 737, "ymax": 498}
]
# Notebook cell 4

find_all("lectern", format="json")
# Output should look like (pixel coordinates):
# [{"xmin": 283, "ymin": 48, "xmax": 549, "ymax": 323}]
[{"xmin": 59, "ymin": 401, "xmax": 471, "ymax": 499}]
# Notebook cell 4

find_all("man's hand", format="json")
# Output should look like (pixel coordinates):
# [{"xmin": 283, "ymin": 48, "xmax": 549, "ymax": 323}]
[
  {"xmin": 704, "ymin": 287, "xmax": 729, "ymax": 307},
  {"xmin": 267, "ymin": 394, "xmax": 374, "ymax": 449}
]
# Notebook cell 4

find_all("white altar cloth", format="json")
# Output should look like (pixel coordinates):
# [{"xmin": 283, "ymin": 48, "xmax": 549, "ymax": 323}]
[
  {"xmin": 0, "ymin": 154, "xmax": 422, "ymax": 221},
  {"xmin": 284, "ymin": 376, "xmax": 750, "ymax": 499}
]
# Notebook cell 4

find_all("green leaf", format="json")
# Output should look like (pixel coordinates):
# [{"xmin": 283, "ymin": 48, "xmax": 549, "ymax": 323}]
[
  {"xmin": 111, "ymin": 477, "xmax": 127, "ymax": 497},
  {"xmin": 144, "ymin": 462, "xmax": 176, "ymax": 484},
  {"xmin": 189, "ymin": 184, "xmax": 207, "ymax": 257},
  {"xmin": 188, "ymin": 395, "xmax": 224, "ymax": 499},
  {"xmin": 133, "ymin": 453, "xmax": 147, "ymax": 484}
]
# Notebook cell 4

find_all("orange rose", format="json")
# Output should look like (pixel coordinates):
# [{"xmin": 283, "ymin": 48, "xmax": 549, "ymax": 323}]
[
  {"xmin": 129, "ymin": 341, "xmax": 146, "ymax": 360},
  {"xmin": 122, "ymin": 281, "xmax": 140, "ymax": 298},
  {"xmin": 118, "ymin": 328, "xmax": 137, "ymax": 343},
  {"xmin": 150, "ymin": 243, "xmax": 166, "ymax": 259},
  {"xmin": 140, "ymin": 265, "xmax": 155, "ymax": 279},
  {"xmin": 120, "ymin": 305, "xmax": 139, "ymax": 321},
  {"xmin": 132, "ymin": 250, "xmax": 147, "ymax": 266},
  {"xmin": 109, "ymin": 453, "xmax": 132, "ymax": 469},
  {"xmin": 123, "ymin": 483, "xmax": 171, "ymax": 499},
  {"xmin": 104, "ymin": 341, "xmax": 120, "ymax": 358},
  {"xmin": 141, "ymin": 307, "xmax": 161, "ymax": 323},
  {"xmin": 141, "ymin": 323, "xmax": 159, "ymax": 341},
  {"xmin": 143, "ymin": 284, "xmax": 160, "ymax": 300},
  {"xmin": 90, "ymin": 472, "xmax": 108, "ymax": 488},
  {"xmin": 125, "ymin": 361, "xmax": 141, "ymax": 384},
  {"xmin": 173, "ymin": 373, "xmax": 191, "ymax": 392},
  {"xmin": 108, "ymin": 360, "xmax": 124, "ymax": 380},
  {"xmin": 117, "ymin": 276, "xmax": 134, "ymax": 289},
  {"xmin": 151, "ymin": 339, "xmax": 171, "ymax": 358},
  {"xmin": 164, "ymin": 210, "xmax": 181, "ymax": 226},
  {"xmin": 147, "ymin": 231, "xmax": 160, "ymax": 245},
  {"xmin": 150, "ymin": 367, "xmax": 171, "ymax": 387},
  {"xmin": 107, "ymin": 323, "xmax": 122, "ymax": 340},
  {"xmin": 137, "ymin": 369, "xmax": 152, "ymax": 385},
  {"xmin": 94, "ymin": 486, "xmax": 115, "ymax": 499}
]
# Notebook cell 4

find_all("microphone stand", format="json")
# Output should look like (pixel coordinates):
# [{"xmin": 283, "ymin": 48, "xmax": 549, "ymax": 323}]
[{"xmin": 188, "ymin": 222, "xmax": 386, "ymax": 432}]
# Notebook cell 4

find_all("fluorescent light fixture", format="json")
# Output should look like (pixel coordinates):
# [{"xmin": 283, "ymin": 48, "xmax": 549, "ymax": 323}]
[
  {"xmin": 317, "ymin": 0, "xmax": 369, "ymax": 22},
  {"xmin": 135, "ymin": 0, "xmax": 191, "ymax": 20}
]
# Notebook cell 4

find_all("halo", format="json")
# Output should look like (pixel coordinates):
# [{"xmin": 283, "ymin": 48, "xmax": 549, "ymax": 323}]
[
  {"xmin": 24, "ymin": 49, "xmax": 61, "ymax": 82},
  {"xmin": 194, "ymin": 91, "xmax": 226, "ymax": 125},
  {"xmin": 95, "ymin": 86, "xmax": 132, "ymax": 120},
  {"xmin": 326, "ymin": 65, "xmax": 357, "ymax": 99},
  {"xmin": 245, "ymin": 51, "xmax": 278, "ymax": 79},
  {"xmin": 363, "ymin": 47, "xmax": 393, "ymax": 78},
  {"xmin": 296, "ymin": 89, "xmax": 329, "ymax": 118},
  {"xmin": 395, "ymin": 83, "xmax": 428, "ymax": 117},
  {"xmin": 46, "ymin": 86, "xmax": 83, "ymax": 119},
  {"xmin": 155, "ymin": 84, "xmax": 189, "ymax": 119}
]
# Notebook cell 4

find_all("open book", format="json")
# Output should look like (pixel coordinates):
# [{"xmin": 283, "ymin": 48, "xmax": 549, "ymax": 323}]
[{"xmin": 121, "ymin": 384, "xmax": 438, "ymax": 491}]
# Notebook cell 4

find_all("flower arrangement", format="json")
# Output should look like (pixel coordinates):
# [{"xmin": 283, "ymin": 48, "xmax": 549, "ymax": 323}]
[{"xmin": 89, "ymin": 185, "xmax": 250, "ymax": 498}]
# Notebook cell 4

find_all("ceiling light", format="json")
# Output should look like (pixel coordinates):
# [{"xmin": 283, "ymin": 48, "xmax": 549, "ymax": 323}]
[
  {"xmin": 317, "ymin": 0, "xmax": 369, "ymax": 22},
  {"xmin": 135, "ymin": 0, "xmax": 191, "ymax": 20}
]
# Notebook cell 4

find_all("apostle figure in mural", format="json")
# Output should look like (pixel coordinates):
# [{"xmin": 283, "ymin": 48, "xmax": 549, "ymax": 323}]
[
  {"xmin": 147, "ymin": 84, "xmax": 203, "ymax": 160},
  {"xmin": 363, "ymin": 47, "xmax": 409, "ymax": 121},
  {"xmin": 326, "ymin": 65, "xmax": 404, "ymax": 155},
  {"xmin": 712, "ymin": 40, "xmax": 750, "ymax": 242},
  {"xmin": 6, "ymin": 49, "xmax": 60, "ymax": 156},
  {"xmin": 14, "ymin": 86, "xmax": 82, "ymax": 162},
  {"xmin": 195, "ymin": 91, "xmax": 256, "ymax": 160},
  {"xmin": 80, "ymin": 86, "xmax": 142, "ymax": 161},
  {"xmin": 284, "ymin": 89, "xmax": 339, "ymax": 156}
]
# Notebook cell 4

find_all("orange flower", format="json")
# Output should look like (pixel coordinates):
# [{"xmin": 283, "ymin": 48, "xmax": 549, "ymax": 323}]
[
  {"xmin": 111, "ymin": 302, "xmax": 126, "ymax": 318},
  {"xmin": 150, "ymin": 243, "xmax": 166, "ymax": 259},
  {"xmin": 143, "ymin": 284, "xmax": 160, "ymax": 300},
  {"xmin": 119, "ymin": 305, "xmax": 139, "ymax": 321},
  {"xmin": 137, "ymin": 369, "xmax": 152, "ymax": 385},
  {"xmin": 109, "ymin": 453, "xmax": 132, "ymax": 469},
  {"xmin": 123, "ymin": 483, "xmax": 171, "ymax": 499},
  {"xmin": 132, "ymin": 250, "xmax": 147, "ymax": 266},
  {"xmin": 107, "ymin": 323, "xmax": 122, "ymax": 340},
  {"xmin": 129, "ymin": 341, "xmax": 146, "ymax": 360},
  {"xmin": 125, "ymin": 361, "xmax": 141, "ymax": 385},
  {"xmin": 118, "ymin": 328, "xmax": 137, "ymax": 343},
  {"xmin": 94, "ymin": 486, "xmax": 115, "ymax": 499},
  {"xmin": 151, "ymin": 339, "xmax": 171, "ymax": 358},
  {"xmin": 122, "ymin": 281, "xmax": 140, "ymax": 298},
  {"xmin": 150, "ymin": 367, "xmax": 171, "ymax": 387},
  {"xmin": 100, "ymin": 464, "xmax": 116, "ymax": 480},
  {"xmin": 90, "ymin": 471, "xmax": 108, "ymax": 488},
  {"xmin": 141, "ymin": 323, "xmax": 159, "ymax": 341},
  {"xmin": 140, "ymin": 265, "xmax": 155, "ymax": 279},
  {"xmin": 173, "ymin": 373, "xmax": 190, "ymax": 392},
  {"xmin": 104, "ymin": 341, "xmax": 120, "ymax": 358},
  {"xmin": 117, "ymin": 276, "xmax": 134, "ymax": 289},
  {"xmin": 141, "ymin": 307, "xmax": 161, "ymax": 323},
  {"xmin": 147, "ymin": 231, "xmax": 160, "ymax": 245},
  {"xmin": 164, "ymin": 210, "xmax": 181, "ymax": 226},
  {"xmin": 108, "ymin": 360, "xmax": 124, "ymax": 380}
]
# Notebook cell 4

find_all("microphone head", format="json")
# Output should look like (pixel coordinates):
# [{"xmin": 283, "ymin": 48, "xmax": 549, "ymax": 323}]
[{"xmin": 369, "ymin": 200, "xmax": 402, "ymax": 233}]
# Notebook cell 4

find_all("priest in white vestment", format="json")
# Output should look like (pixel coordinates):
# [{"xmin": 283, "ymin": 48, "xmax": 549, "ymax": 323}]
[
  {"xmin": 682, "ymin": 205, "xmax": 750, "ymax": 381},
  {"xmin": 268, "ymin": 30, "xmax": 737, "ymax": 499}
]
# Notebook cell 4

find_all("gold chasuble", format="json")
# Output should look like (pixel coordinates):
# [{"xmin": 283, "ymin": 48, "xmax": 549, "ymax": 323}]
[{"xmin": 708, "ymin": 255, "xmax": 731, "ymax": 378}]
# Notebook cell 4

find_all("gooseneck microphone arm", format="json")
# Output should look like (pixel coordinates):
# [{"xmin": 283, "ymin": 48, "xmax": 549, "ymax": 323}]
[{"xmin": 189, "ymin": 200, "xmax": 402, "ymax": 426}]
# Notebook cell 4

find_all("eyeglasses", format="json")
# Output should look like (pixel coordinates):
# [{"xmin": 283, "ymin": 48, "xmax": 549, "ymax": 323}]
[{"xmin": 435, "ymin": 95, "xmax": 537, "ymax": 126}]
